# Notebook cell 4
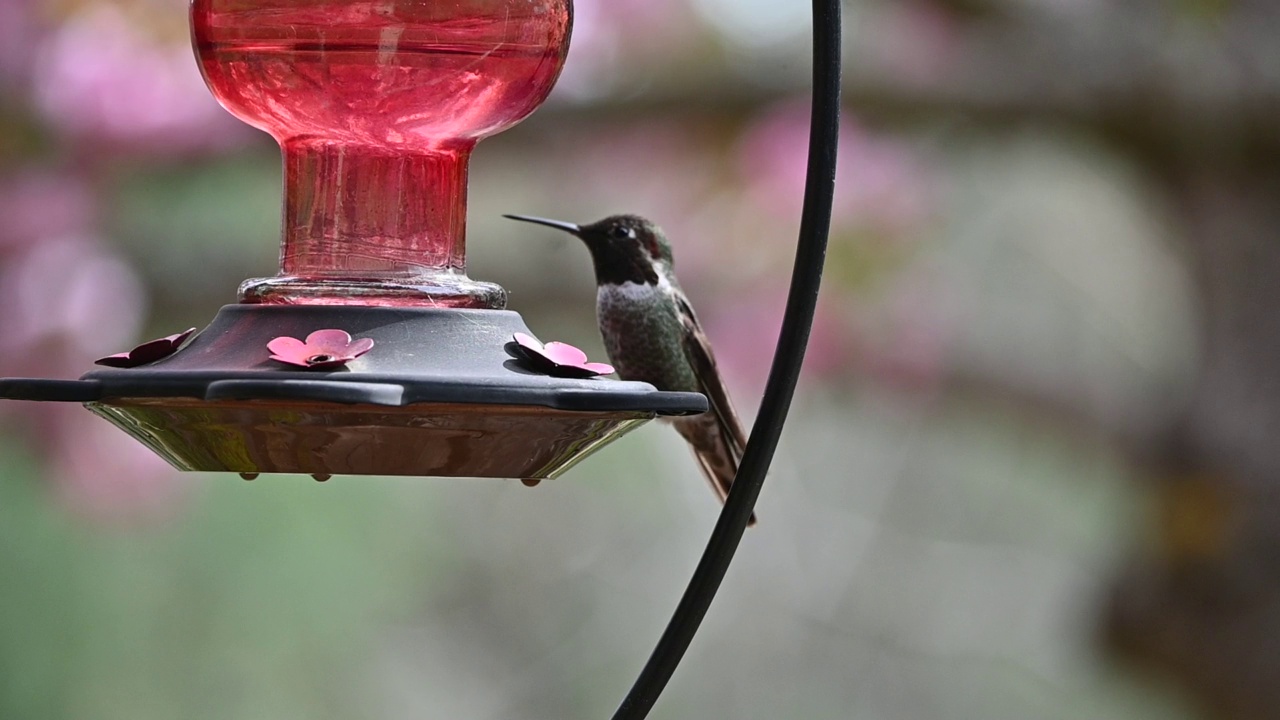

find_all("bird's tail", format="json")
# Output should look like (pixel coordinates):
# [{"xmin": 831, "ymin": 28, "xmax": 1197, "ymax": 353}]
[{"xmin": 673, "ymin": 415, "xmax": 758, "ymax": 527}]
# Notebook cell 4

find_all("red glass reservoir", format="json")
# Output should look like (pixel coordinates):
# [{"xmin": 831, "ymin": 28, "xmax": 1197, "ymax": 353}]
[{"xmin": 192, "ymin": 0, "xmax": 572, "ymax": 307}]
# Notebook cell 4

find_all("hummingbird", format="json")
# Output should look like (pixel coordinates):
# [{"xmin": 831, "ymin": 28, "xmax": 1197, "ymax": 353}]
[{"xmin": 504, "ymin": 213, "xmax": 755, "ymax": 525}]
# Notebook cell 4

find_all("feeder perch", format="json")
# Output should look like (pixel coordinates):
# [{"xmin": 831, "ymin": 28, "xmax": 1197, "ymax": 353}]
[{"xmin": 0, "ymin": 0, "xmax": 706, "ymax": 479}]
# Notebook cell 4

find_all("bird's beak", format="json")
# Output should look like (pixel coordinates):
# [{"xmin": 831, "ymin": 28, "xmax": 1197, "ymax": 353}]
[{"xmin": 503, "ymin": 214, "xmax": 582, "ymax": 236}]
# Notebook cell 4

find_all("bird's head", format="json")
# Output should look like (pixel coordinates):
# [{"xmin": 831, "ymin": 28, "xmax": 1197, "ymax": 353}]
[{"xmin": 505, "ymin": 213, "xmax": 672, "ymax": 286}]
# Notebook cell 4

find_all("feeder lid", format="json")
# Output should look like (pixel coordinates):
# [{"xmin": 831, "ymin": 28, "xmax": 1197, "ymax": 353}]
[{"xmin": 0, "ymin": 305, "xmax": 707, "ymax": 414}]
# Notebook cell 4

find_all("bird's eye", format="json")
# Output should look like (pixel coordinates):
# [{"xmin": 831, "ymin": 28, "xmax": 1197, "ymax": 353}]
[{"xmin": 610, "ymin": 225, "xmax": 631, "ymax": 239}]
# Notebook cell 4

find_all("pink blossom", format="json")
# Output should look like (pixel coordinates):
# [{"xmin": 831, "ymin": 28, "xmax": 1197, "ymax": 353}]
[
  {"xmin": 31, "ymin": 4, "xmax": 247, "ymax": 154},
  {"xmin": 553, "ymin": 0, "xmax": 695, "ymax": 98},
  {"xmin": 0, "ymin": 173, "xmax": 149, "ymax": 466},
  {"xmin": 0, "ymin": 235, "xmax": 146, "ymax": 363},
  {"xmin": 700, "ymin": 286, "xmax": 858, "ymax": 391},
  {"xmin": 0, "ymin": 171, "xmax": 97, "ymax": 251},
  {"xmin": 735, "ymin": 102, "xmax": 938, "ymax": 237},
  {"xmin": 0, "ymin": 0, "xmax": 40, "ymax": 90},
  {"xmin": 861, "ymin": 1, "xmax": 962, "ymax": 88}
]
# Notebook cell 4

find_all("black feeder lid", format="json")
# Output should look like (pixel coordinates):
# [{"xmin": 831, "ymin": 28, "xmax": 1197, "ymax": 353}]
[{"xmin": 0, "ymin": 304, "xmax": 707, "ymax": 479}]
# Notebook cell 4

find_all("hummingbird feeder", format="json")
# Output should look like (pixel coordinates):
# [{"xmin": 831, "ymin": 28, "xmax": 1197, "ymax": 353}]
[
  {"xmin": 2, "ymin": 0, "xmax": 841, "ymax": 716},
  {"xmin": 0, "ymin": 0, "xmax": 708, "ymax": 480}
]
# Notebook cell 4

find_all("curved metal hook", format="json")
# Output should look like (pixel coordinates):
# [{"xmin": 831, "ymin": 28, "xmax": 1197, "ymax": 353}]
[{"xmin": 611, "ymin": 0, "xmax": 843, "ymax": 716}]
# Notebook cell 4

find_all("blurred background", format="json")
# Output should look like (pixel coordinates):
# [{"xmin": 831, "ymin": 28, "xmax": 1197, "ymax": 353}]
[{"xmin": 2, "ymin": 0, "xmax": 1276, "ymax": 718}]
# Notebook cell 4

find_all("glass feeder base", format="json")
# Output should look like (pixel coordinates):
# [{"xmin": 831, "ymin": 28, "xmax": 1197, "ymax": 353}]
[
  {"xmin": 88, "ymin": 398, "xmax": 647, "ymax": 478},
  {"xmin": 239, "ymin": 274, "xmax": 508, "ymax": 309}
]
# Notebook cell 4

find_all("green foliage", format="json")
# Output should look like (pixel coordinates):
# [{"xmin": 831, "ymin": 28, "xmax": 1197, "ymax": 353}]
[
  {"xmin": 105, "ymin": 152, "xmax": 281, "ymax": 314},
  {"xmin": 0, "ymin": 438, "xmax": 442, "ymax": 720}
]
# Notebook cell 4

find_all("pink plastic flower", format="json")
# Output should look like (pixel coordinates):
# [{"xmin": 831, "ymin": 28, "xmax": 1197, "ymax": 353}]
[
  {"xmin": 95, "ymin": 328, "xmax": 196, "ymax": 368},
  {"xmin": 268, "ymin": 329, "xmax": 373, "ymax": 370},
  {"xmin": 511, "ymin": 333, "xmax": 614, "ymax": 378}
]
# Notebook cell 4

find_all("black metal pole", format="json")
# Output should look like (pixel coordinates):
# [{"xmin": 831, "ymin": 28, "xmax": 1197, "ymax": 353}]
[{"xmin": 610, "ymin": 0, "xmax": 841, "ymax": 717}]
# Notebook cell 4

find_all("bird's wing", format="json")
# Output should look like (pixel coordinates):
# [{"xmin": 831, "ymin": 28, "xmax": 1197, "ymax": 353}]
[
  {"xmin": 675, "ymin": 294, "xmax": 747, "ymax": 459},
  {"xmin": 674, "ymin": 293, "xmax": 757, "ymax": 525}
]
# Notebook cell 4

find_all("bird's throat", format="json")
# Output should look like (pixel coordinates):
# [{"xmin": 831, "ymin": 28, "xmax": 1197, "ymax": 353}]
[{"xmin": 588, "ymin": 248, "xmax": 660, "ymax": 286}]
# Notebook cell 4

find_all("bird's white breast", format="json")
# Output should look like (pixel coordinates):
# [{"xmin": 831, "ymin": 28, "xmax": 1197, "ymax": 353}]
[{"xmin": 597, "ymin": 265, "xmax": 674, "ymax": 308}]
